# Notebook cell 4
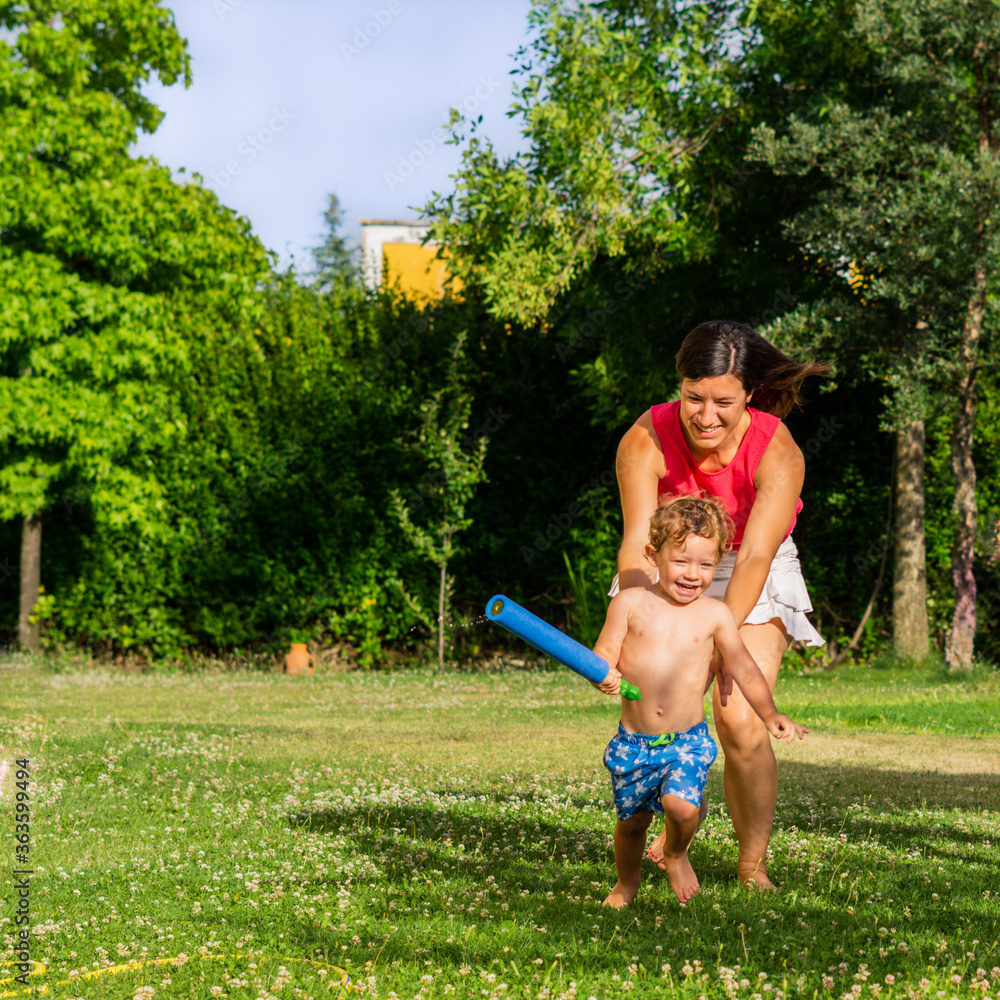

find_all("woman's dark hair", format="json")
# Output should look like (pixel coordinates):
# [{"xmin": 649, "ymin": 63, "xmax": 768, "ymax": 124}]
[{"xmin": 675, "ymin": 320, "xmax": 831, "ymax": 418}]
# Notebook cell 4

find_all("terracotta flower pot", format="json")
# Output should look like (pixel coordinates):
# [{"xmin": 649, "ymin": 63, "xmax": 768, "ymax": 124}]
[{"xmin": 284, "ymin": 642, "xmax": 314, "ymax": 676}]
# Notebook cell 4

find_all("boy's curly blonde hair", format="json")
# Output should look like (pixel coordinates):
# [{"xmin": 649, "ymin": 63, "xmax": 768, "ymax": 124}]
[{"xmin": 649, "ymin": 494, "xmax": 734, "ymax": 563}]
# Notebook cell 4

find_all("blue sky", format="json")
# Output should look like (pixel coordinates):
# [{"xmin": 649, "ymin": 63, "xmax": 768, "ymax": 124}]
[{"xmin": 133, "ymin": 0, "xmax": 535, "ymax": 269}]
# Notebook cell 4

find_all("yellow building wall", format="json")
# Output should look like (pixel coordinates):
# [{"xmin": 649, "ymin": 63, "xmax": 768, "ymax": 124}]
[{"xmin": 382, "ymin": 242, "xmax": 459, "ymax": 300}]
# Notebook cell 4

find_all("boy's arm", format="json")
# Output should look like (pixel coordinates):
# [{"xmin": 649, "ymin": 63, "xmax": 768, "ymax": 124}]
[
  {"xmin": 591, "ymin": 594, "xmax": 631, "ymax": 696},
  {"xmin": 711, "ymin": 604, "xmax": 808, "ymax": 743}
]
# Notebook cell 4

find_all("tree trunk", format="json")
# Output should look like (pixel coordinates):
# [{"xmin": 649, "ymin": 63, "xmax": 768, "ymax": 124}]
[
  {"xmin": 18, "ymin": 513, "xmax": 42, "ymax": 654},
  {"xmin": 945, "ymin": 264, "xmax": 986, "ymax": 670},
  {"xmin": 438, "ymin": 559, "xmax": 447, "ymax": 671},
  {"xmin": 892, "ymin": 421, "xmax": 929, "ymax": 660}
]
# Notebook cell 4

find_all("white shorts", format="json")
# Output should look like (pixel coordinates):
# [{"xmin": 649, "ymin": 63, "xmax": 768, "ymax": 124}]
[{"xmin": 608, "ymin": 536, "xmax": 825, "ymax": 647}]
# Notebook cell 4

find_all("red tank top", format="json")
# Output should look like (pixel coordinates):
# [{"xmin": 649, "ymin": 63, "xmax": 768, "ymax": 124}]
[{"xmin": 650, "ymin": 401, "xmax": 801, "ymax": 548}]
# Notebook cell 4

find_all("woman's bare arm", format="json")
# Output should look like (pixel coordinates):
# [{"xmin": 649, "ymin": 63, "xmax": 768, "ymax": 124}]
[
  {"xmin": 725, "ymin": 423, "xmax": 805, "ymax": 627},
  {"xmin": 615, "ymin": 413, "xmax": 664, "ymax": 590}
]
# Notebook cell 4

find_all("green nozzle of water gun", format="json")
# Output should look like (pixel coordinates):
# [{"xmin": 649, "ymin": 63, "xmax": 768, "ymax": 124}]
[{"xmin": 620, "ymin": 680, "xmax": 641, "ymax": 701}]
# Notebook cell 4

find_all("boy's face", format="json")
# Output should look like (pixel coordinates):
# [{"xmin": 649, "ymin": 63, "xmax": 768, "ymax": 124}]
[{"xmin": 645, "ymin": 534, "xmax": 719, "ymax": 605}]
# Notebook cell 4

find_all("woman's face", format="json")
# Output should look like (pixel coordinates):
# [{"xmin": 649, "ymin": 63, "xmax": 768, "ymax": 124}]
[{"xmin": 678, "ymin": 374, "xmax": 750, "ymax": 453}]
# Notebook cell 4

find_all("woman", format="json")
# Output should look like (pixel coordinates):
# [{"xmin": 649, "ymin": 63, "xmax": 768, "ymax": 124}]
[{"xmin": 613, "ymin": 320, "xmax": 827, "ymax": 890}]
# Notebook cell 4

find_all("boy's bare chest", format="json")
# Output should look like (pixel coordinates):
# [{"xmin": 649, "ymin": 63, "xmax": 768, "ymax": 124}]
[{"xmin": 627, "ymin": 602, "xmax": 713, "ymax": 651}]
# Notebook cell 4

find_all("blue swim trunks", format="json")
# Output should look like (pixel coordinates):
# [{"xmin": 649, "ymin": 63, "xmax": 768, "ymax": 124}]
[{"xmin": 603, "ymin": 721, "xmax": 718, "ymax": 821}]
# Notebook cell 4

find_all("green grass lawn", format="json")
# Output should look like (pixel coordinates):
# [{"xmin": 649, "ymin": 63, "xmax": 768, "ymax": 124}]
[{"xmin": 1, "ymin": 658, "xmax": 999, "ymax": 999}]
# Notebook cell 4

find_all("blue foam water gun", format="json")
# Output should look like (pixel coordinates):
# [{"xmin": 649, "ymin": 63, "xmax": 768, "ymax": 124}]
[{"xmin": 485, "ymin": 594, "xmax": 641, "ymax": 701}]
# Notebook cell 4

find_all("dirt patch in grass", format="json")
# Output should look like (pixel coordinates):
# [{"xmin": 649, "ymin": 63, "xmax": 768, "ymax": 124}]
[{"xmin": 780, "ymin": 731, "xmax": 1000, "ymax": 774}]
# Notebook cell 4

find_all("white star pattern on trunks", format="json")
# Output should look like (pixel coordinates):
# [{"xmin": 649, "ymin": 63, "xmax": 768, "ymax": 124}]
[{"xmin": 605, "ymin": 725, "xmax": 718, "ymax": 819}]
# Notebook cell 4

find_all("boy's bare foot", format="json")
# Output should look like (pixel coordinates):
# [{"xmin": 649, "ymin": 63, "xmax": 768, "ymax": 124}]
[
  {"xmin": 664, "ymin": 852, "xmax": 700, "ymax": 903},
  {"xmin": 603, "ymin": 881, "xmax": 640, "ymax": 909},
  {"xmin": 647, "ymin": 797, "xmax": 708, "ymax": 870},
  {"xmin": 737, "ymin": 860, "xmax": 777, "ymax": 891}
]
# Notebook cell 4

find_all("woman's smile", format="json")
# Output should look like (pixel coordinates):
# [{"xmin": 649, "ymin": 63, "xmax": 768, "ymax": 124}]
[{"xmin": 679, "ymin": 374, "xmax": 749, "ymax": 455}]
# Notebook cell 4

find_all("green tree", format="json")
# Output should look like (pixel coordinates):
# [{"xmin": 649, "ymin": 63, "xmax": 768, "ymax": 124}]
[
  {"xmin": 310, "ymin": 193, "xmax": 358, "ymax": 292},
  {"xmin": 752, "ymin": 0, "xmax": 1000, "ymax": 668},
  {"xmin": 423, "ymin": 0, "xmax": 889, "ymax": 653},
  {"xmin": 425, "ymin": 0, "xmax": 749, "ymax": 325},
  {"xmin": 0, "ymin": 0, "xmax": 272, "ymax": 652},
  {"xmin": 390, "ymin": 335, "xmax": 489, "ymax": 669}
]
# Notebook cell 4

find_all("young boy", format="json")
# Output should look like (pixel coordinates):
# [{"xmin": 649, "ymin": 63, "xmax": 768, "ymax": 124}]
[{"xmin": 593, "ymin": 494, "xmax": 807, "ymax": 907}]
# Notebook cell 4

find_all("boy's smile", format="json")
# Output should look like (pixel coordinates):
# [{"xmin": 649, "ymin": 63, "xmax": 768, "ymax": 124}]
[{"xmin": 645, "ymin": 534, "xmax": 719, "ymax": 605}]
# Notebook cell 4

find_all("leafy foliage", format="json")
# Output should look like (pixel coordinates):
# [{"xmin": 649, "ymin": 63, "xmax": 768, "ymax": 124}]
[
  {"xmin": 0, "ymin": 0, "xmax": 192, "ymax": 527},
  {"xmin": 9, "ymin": 0, "xmax": 1000, "ymax": 667},
  {"xmin": 751, "ymin": 0, "xmax": 1000, "ymax": 663},
  {"xmin": 390, "ymin": 334, "xmax": 489, "ymax": 666},
  {"xmin": 424, "ymin": 0, "xmax": 754, "ymax": 323}
]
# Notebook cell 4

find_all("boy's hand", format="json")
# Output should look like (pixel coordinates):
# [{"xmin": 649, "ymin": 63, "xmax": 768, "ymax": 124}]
[
  {"xmin": 706, "ymin": 647, "xmax": 734, "ymax": 704},
  {"xmin": 765, "ymin": 714, "xmax": 808, "ymax": 743},
  {"xmin": 595, "ymin": 668, "xmax": 622, "ymax": 697}
]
